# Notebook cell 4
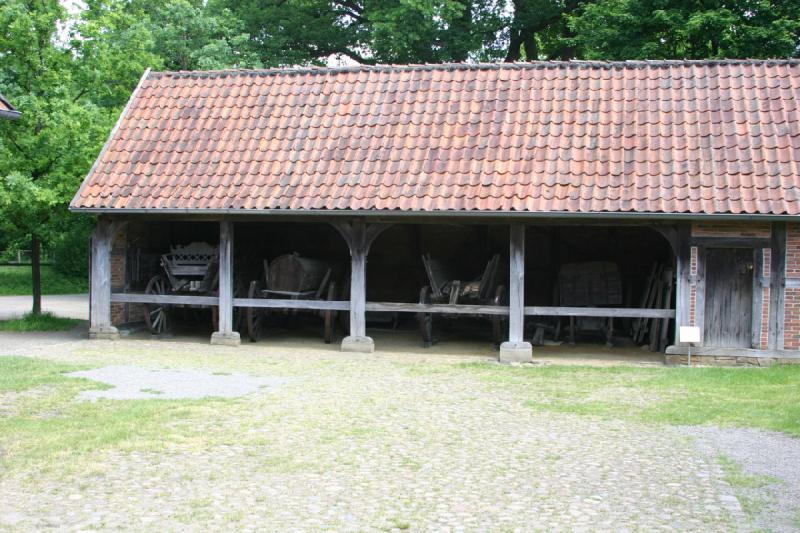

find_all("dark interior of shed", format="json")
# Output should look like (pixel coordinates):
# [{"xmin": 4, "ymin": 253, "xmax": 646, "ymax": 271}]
[{"xmin": 123, "ymin": 221, "xmax": 675, "ymax": 350}]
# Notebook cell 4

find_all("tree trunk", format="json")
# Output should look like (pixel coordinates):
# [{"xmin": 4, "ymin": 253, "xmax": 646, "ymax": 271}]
[{"xmin": 31, "ymin": 233, "xmax": 42, "ymax": 315}]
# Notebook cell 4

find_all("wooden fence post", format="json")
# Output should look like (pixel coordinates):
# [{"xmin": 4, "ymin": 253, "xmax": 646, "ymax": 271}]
[
  {"xmin": 211, "ymin": 220, "xmax": 240, "ymax": 346},
  {"xmin": 89, "ymin": 218, "xmax": 120, "ymax": 340},
  {"xmin": 499, "ymin": 223, "xmax": 532, "ymax": 363}
]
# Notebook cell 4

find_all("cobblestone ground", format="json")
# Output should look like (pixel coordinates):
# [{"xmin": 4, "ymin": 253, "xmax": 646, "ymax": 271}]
[{"xmin": 0, "ymin": 334, "xmax": 745, "ymax": 531}]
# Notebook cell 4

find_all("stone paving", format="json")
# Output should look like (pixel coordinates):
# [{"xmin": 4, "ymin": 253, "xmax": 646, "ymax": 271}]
[{"xmin": 0, "ymin": 335, "xmax": 749, "ymax": 532}]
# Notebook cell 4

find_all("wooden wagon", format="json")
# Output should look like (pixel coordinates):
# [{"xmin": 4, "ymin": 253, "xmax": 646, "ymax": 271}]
[
  {"xmin": 417, "ymin": 253, "xmax": 507, "ymax": 347},
  {"xmin": 143, "ymin": 242, "xmax": 230, "ymax": 334},
  {"xmin": 558, "ymin": 261, "xmax": 622, "ymax": 346},
  {"xmin": 245, "ymin": 253, "xmax": 340, "ymax": 343}
]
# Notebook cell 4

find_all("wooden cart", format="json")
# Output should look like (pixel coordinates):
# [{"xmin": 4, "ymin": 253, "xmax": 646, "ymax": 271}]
[
  {"xmin": 417, "ymin": 253, "xmax": 507, "ymax": 347},
  {"xmin": 558, "ymin": 261, "xmax": 622, "ymax": 346},
  {"xmin": 143, "ymin": 242, "xmax": 222, "ymax": 335},
  {"xmin": 245, "ymin": 253, "xmax": 340, "ymax": 343}
]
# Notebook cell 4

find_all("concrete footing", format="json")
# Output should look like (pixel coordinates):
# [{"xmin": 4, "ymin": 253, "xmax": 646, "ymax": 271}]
[
  {"xmin": 341, "ymin": 336, "xmax": 375, "ymax": 353},
  {"xmin": 89, "ymin": 326, "xmax": 120, "ymax": 340},
  {"xmin": 210, "ymin": 331, "xmax": 241, "ymax": 346},
  {"xmin": 499, "ymin": 341, "xmax": 533, "ymax": 363}
]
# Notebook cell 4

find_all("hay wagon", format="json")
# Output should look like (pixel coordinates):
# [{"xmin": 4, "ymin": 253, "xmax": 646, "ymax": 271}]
[
  {"xmin": 417, "ymin": 253, "xmax": 507, "ymax": 347},
  {"xmin": 143, "ymin": 242, "xmax": 228, "ymax": 334},
  {"xmin": 245, "ymin": 253, "xmax": 341, "ymax": 343}
]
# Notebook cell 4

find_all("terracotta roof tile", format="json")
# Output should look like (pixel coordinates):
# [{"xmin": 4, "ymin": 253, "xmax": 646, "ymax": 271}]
[{"xmin": 72, "ymin": 60, "xmax": 800, "ymax": 215}]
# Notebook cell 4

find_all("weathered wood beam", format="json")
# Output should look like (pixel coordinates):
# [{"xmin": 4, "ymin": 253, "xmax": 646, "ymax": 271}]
[
  {"xmin": 769, "ymin": 222, "xmax": 786, "ymax": 350},
  {"xmin": 674, "ymin": 223, "xmax": 692, "ymax": 345},
  {"xmin": 112, "ymin": 293, "xmax": 220, "ymax": 306},
  {"xmin": 89, "ymin": 218, "xmax": 120, "ymax": 339},
  {"xmin": 499, "ymin": 224, "xmax": 532, "ymax": 363},
  {"xmin": 211, "ymin": 220, "xmax": 240, "ymax": 346},
  {"xmin": 234, "ymin": 298, "xmax": 350, "ymax": 311},
  {"xmin": 523, "ymin": 306, "xmax": 675, "ymax": 318},
  {"xmin": 332, "ymin": 220, "xmax": 391, "ymax": 353}
]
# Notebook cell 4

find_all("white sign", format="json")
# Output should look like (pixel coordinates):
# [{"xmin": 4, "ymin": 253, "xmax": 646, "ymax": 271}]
[{"xmin": 679, "ymin": 326, "xmax": 701, "ymax": 344}]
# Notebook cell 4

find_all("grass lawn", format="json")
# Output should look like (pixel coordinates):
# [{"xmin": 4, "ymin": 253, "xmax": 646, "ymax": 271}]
[
  {"xmin": 460, "ymin": 362, "xmax": 800, "ymax": 436},
  {"xmin": 0, "ymin": 356, "xmax": 225, "ymax": 472},
  {"xmin": 0, "ymin": 265, "xmax": 87, "ymax": 296},
  {"xmin": 0, "ymin": 313, "xmax": 81, "ymax": 331}
]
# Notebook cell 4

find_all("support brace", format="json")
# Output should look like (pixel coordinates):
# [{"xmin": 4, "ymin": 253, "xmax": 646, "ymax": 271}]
[
  {"xmin": 211, "ymin": 220, "xmax": 240, "ymax": 346},
  {"xmin": 500, "ymin": 223, "xmax": 532, "ymax": 363},
  {"xmin": 332, "ymin": 220, "xmax": 390, "ymax": 353},
  {"xmin": 89, "ymin": 218, "xmax": 121, "ymax": 340}
]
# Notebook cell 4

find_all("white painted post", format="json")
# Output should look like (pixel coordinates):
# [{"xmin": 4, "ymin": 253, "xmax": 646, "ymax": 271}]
[
  {"xmin": 89, "ymin": 218, "xmax": 119, "ymax": 340},
  {"xmin": 499, "ymin": 223, "xmax": 532, "ymax": 363},
  {"xmin": 211, "ymin": 220, "xmax": 240, "ymax": 346}
]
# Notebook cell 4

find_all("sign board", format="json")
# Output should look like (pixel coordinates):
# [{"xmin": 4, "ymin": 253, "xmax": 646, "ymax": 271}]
[{"xmin": 679, "ymin": 326, "xmax": 701, "ymax": 344}]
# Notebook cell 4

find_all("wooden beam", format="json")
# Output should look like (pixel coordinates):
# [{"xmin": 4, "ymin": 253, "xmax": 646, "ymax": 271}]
[
  {"xmin": 112, "ymin": 293, "xmax": 219, "ymax": 306},
  {"xmin": 769, "ymin": 222, "xmax": 786, "ymax": 350},
  {"xmin": 674, "ymin": 223, "xmax": 691, "ymax": 344},
  {"xmin": 211, "ymin": 220, "xmax": 239, "ymax": 345},
  {"xmin": 89, "ymin": 218, "xmax": 119, "ymax": 339},
  {"xmin": 691, "ymin": 236, "xmax": 771, "ymax": 248},
  {"xmin": 366, "ymin": 302, "xmax": 508, "ymax": 315},
  {"xmin": 524, "ymin": 306, "xmax": 675, "ymax": 318},
  {"xmin": 508, "ymin": 224, "xmax": 525, "ymax": 343},
  {"xmin": 234, "ymin": 298, "xmax": 350, "ymax": 311}
]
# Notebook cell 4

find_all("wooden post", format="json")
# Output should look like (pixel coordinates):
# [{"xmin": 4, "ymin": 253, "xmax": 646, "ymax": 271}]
[
  {"xmin": 769, "ymin": 222, "xmax": 786, "ymax": 350},
  {"xmin": 499, "ymin": 223, "xmax": 532, "ymax": 363},
  {"xmin": 211, "ymin": 220, "xmax": 240, "ymax": 346},
  {"xmin": 332, "ymin": 220, "xmax": 390, "ymax": 353},
  {"xmin": 89, "ymin": 218, "xmax": 119, "ymax": 340},
  {"xmin": 673, "ymin": 223, "xmax": 691, "ymax": 346}
]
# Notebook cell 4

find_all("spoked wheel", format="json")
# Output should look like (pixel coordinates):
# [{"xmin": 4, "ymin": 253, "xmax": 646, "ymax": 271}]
[
  {"xmin": 491, "ymin": 285, "xmax": 508, "ymax": 348},
  {"xmin": 246, "ymin": 280, "xmax": 265, "ymax": 342},
  {"xmin": 418, "ymin": 286, "xmax": 434, "ymax": 347},
  {"xmin": 323, "ymin": 281, "xmax": 337, "ymax": 344},
  {"xmin": 144, "ymin": 275, "xmax": 170, "ymax": 335}
]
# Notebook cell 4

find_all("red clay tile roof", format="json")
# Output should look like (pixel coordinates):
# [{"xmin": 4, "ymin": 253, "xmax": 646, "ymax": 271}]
[{"xmin": 72, "ymin": 60, "xmax": 800, "ymax": 216}]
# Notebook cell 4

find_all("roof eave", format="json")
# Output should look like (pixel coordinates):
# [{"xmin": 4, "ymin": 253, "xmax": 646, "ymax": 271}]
[
  {"xmin": 67, "ymin": 207, "xmax": 800, "ymax": 221},
  {"xmin": 0, "ymin": 109, "xmax": 20, "ymax": 120}
]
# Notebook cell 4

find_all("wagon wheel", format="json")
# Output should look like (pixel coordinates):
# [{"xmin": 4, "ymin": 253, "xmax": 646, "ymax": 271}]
[
  {"xmin": 491, "ymin": 285, "xmax": 508, "ymax": 348},
  {"xmin": 143, "ymin": 274, "xmax": 170, "ymax": 335},
  {"xmin": 245, "ymin": 280, "xmax": 265, "ymax": 342},
  {"xmin": 418, "ymin": 286, "xmax": 435, "ymax": 347},
  {"xmin": 323, "ymin": 281, "xmax": 337, "ymax": 344}
]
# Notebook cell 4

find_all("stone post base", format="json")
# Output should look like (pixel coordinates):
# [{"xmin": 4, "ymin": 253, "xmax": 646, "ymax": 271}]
[
  {"xmin": 341, "ymin": 336, "xmax": 374, "ymax": 353},
  {"xmin": 499, "ymin": 341, "xmax": 533, "ymax": 363},
  {"xmin": 210, "ymin": 331, "xmax": 241, "ymax": 346},
  {"xmin": 89, "ymin": 325, "xmax": 120, "ymax": 340}
]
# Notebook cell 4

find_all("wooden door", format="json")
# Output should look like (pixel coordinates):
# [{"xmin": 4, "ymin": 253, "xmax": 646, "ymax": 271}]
[{"xmin": 703, "ymin": 248, "xmax": 754, "ymax": 348}]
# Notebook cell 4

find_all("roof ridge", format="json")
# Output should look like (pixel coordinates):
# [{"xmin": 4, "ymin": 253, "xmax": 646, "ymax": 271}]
[{"xmin": 148, "ymin": 58, "xmax": 800, "ymax": 78}]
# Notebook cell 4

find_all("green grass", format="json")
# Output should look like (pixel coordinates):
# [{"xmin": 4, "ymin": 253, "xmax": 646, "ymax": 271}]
[
  {"xmin": 0, "ymin": 265, "xmax": 87, "ymax": 296},
  {"xmin": 718, "ymin": 455, "xmax": 777, "ymax": 520},
  {"xmin": 0, "ymin": 356, "xmax": 224, "ymax": 472},
  {"xmin": 460, "ymin": 363, "xmax": 800, "ymax": 436},
  {"xmin": 0, "ymin": 312, "xmax": 81, "ymax": 331}
]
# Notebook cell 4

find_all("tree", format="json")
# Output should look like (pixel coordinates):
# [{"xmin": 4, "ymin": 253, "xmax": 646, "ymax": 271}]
[
  {"xmin": 568, "ymin": 0, "xmax": 800, "ymax": 60},
  {"xmin": 0, "ymin": 0, "xmax": 152, "ymax": 314}
]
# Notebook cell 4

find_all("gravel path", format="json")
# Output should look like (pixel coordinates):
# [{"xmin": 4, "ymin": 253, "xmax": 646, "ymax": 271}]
[
  {"xmin": 684, "ymin": 426, "xmax": 800, "ymax": 532},
  {"xmin": 0, "ymin": 294, "xmax": 88, "ymax": 320},
  {"xmin": 67, "ymin": 365, "xmax": 289, "ymax": 400}
]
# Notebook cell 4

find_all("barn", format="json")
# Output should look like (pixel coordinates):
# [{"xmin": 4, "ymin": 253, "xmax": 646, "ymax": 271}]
[{"xmin": 70, "ymin": 59, "xmax": 800, "ymax": 365}]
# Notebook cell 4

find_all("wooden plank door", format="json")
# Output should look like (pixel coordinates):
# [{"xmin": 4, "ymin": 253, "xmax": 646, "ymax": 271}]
[{"xmin": 703, "ymin": 248, "xmax": 755, "ymax": 348}]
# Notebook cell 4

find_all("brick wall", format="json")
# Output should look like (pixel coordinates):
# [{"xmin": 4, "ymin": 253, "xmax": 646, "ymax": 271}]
[
  {"xmin": 110, "ymin": 226, "xmax": 126, "ymax": 326},
  {"xmin": 688, "ymin": 246, "xmax": 698, "ymax": 326},
  {"xmin": 784, "ymin": 224, "xmax": 800, "ymax": 350},
  {"xmin": 759, "ymin": 248, "xmax": 771, "ymax": 350},
  {"xmin": 692, "ymin": 221, "xmax": 771, "ymax": 238}
]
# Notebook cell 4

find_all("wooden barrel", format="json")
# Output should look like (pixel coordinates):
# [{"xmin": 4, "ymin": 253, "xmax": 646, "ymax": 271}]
[{"xmin": 268, "ymin": 253, "xmax": 333, "ymax": 293}]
